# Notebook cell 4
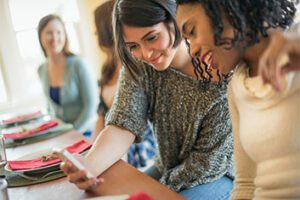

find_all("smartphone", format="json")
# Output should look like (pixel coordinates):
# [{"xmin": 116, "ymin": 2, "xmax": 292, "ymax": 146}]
[{"xmin": 52, "ymin": 148, "xmax": 95, "ymax": 179}]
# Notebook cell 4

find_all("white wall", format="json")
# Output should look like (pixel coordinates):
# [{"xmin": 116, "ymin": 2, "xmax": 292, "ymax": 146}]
[
  {"xmin": 0, "ymin": 0, "xmax": 44, "ymax": 113},
  {"xmin": 0, "ymin": 0, "xmax": 102, "ymax": 114}
]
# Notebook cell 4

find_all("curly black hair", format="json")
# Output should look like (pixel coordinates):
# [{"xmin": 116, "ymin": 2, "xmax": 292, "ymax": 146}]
[
  {"xmin": 176, "ymin": 0, "xmax": 298, "ymax": 82},
  {"xmin": 176, "ymin": 0, "xmax": 298, "ymax": 47}
]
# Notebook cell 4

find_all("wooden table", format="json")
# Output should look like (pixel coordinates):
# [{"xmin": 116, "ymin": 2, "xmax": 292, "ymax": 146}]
[{"xmin": 6, "ymin": 131, "xmax": 185, "ymax": 200}]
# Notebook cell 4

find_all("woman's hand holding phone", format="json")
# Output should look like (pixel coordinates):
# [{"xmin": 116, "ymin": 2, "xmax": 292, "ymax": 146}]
[{"xmin": 55, "ymin": 149, "xmax": 104, "ymax": 193}]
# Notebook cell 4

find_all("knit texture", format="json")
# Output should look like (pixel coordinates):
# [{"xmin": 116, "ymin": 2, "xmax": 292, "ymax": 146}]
[
  {"xmin": 229, "ymin": 63, "xmax": 300, "ymax": 199},
  {"xmin": 106, "ymin": 64, "xmax": 234, "ymax": 191}
]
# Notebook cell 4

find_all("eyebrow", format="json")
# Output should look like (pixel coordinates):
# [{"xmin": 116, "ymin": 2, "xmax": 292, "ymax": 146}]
[
  {"xmin": 124, "ymin": 30, "xmax": 156, "ymax": 45},
  {"xmin": 181, "ymin": 20, "xmax": 192, "ymax": 36},
  {"xmin": 141, "ymin": 30, "xmax": 156, "ymax": 40},
  {"xmin": 182, "ymin": 23, "xmax": 187, "ymax": 35}
]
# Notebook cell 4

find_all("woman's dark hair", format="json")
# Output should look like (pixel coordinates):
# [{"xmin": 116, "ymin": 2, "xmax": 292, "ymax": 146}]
[
  {"xmin": 176, "ymin": 0, "xmax": 298, "ymax": 47},
  {"xmin": 176, "ymin": 0, "xmax": 298, "ymax": 82},
  {"xmin": 113, "ymin": 0, "xmax": 181, "ymax": 74},
  {"xmin": 37, "ymin": 14, "xmax": 74, "ymax": 57},
  {"xmin": 94, "ymin": 0, "xmax": 118, "ymax": 87}
]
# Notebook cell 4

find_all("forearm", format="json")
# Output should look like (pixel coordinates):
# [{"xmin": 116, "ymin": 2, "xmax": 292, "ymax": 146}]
[
  {"xmin": 84, "ymin": 125, "xmax": 135, "ymax": 176},
  {"xmin": 91, "ymin": 113, "xmax": 105, "ymax": 141}
]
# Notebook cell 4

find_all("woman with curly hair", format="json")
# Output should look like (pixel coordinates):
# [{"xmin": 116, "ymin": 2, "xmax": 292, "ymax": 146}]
[{"xmin": 176, "ymin": 0, "xmax": 300, "ymax": 199}]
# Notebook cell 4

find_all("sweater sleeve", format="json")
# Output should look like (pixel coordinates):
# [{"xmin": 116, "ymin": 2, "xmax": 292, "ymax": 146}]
[
  {"xmin": 159, "ymin": 96, "xmax": 234, "ymax": 192},
  {"xmin": 73, "ymin": 58, "xmax": 99, "ymax": 132},
  {"xmin": 105, "ymin": 66, "xmax": 149, "ymax": 142},
  {"xmin": 228, "ymin": 83, "xmax": 256, "ymax": 200}
]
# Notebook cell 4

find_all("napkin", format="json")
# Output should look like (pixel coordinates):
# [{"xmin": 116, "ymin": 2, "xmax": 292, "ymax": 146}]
[
  {"xmin": 2, "ymin": 111, "xmax": 42, "ymax": 124},
  {"xmin": 3, "ymin": 120, "xmax": 58, "ymax": 139},
  {"xmin": 127, "ymin": 192, "xmax": 153, "ymax": 200},
  {"xmin": 8, "ymin": 139, "xmax": 91, "ymax": 170}
]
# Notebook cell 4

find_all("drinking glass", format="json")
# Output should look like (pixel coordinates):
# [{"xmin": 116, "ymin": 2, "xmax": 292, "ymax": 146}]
[
  {"xmin": 0, "ymin": 178, "xmax": 9, "ymax": 200},
  {"xmin": 0, "ymin": 135, "xmax": 7, "ymax": 168}
]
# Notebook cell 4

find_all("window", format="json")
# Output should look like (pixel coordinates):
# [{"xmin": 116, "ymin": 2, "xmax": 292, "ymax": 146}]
[
  {"xmin": 0, "ymin": 59, "xmax": 8, "ymax": 104},
  {"xmin": 8, "ymin": 0, "xmax": 81, "ymax": 98},
  {"xmin": 0, "ymin": 0, "xmax": 100, "ymax": 112}
]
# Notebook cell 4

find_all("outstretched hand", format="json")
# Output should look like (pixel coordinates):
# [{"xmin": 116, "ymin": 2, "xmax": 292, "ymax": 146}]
[{"xmin": 258, "ymin": 30, "xmax": 300, "ymax": 92}]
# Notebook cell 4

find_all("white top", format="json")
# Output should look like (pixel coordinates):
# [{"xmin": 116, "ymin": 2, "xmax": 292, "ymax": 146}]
[{"xmin": 229, "ymin": 63, "xmax": 300, "ymax": 199}]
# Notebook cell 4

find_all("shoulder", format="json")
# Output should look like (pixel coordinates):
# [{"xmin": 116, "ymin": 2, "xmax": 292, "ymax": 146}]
[
  {"xmin": 67, "ymin": 55, "xmax": 86, "ymax": 67},
  {"xmin": 37, "ymin": 62, "xmax": 47, "ymax": 77},
  {"xmin": 120, "ymin": 62, "xmax": 155, "ymax": 85},
  {"xmin": 66, "ymin": 55, "xmax": 90, "ymax": 75}
]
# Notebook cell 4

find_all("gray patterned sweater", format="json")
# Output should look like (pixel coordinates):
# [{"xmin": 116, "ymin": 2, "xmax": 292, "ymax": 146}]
[{"xmin": 106, "ymin": 64, "xmax": 234, "ymax": 192}]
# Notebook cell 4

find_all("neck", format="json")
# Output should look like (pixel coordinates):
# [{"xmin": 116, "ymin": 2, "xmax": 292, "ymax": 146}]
[
  {"xmin": 170, "ymin": 41, "xmax": 195, "ymax": 76},
  {"xmin": 48, "ymin": 52, "xmax": 66, "ymax": 66},
  {"xmin": 116, "ymin": 57, "xmax": 123, "ymax": 70},
  {"xmin": 243, "ymin": 37, "xmax": 270, "ymax": 77}
]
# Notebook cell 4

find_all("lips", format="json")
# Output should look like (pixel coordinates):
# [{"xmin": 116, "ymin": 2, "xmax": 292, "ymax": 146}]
[
  {"xmin": 149, "ymin": 55, "xmax": 162, "ymax": 65},
  {"xmin": 200, "ymin": 50, "xmax": 215, "ymax": 69}
]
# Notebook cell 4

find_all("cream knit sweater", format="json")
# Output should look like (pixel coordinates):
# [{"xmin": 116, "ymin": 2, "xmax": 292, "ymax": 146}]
[{"xmin": 229, "ymin": 63, "xmax": 300, "ymax": 200}]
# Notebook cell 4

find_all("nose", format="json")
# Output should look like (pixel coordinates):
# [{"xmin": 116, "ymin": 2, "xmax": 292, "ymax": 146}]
[
  {"xmin": 189, "ymin": 41, "xmax": 201, "ymax": 58},
  {"xmin": 141, "ymin": 45, "xmax": 153, "ymax": 60}
]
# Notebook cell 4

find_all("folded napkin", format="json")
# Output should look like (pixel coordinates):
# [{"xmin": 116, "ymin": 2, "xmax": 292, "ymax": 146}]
[
  {"xmin": 8, "ymin": 139, "xmax": 92, "ymax": 170},
  {"xmin": 3, "ymin": 120, "xmax": 58, "ymax": 139},
  {"xmin": 127, "ymin": 192, "xmax": 153, "ymax": 200},
  {"xmin": 2, "ymin": 111, "xmax": 42, "ymax": 124}
]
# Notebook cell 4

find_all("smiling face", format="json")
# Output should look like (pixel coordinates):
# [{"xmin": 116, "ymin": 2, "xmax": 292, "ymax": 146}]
[
  {"xmin": 122, "ymin": 22, "xmax": 177, "ymax": 71},
  {"xmin": 40, "ymin": 19, "xmax": 66, "ymax": 57},
  {"xmin": 176, "ymin": 3, "xmax": 243, "ymax": 74}
]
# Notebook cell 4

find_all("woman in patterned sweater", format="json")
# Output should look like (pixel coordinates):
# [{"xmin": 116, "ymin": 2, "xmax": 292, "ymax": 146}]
[
  {"xmin": 61, "ymin": 0, "xmax": 234, "ymax": 199},
  {"xmin": 92, "ymin": 0, "xmax": 156, "ymax": 169}
]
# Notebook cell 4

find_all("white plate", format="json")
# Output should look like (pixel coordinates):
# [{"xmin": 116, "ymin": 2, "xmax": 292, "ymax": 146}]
[
  {"xmin": 0, "ymin": 109, "xmax": 47, "ymax": 127},
  {"xmin": 5, "ymin": 148, "xmax": 61, "ymax": 174},
  {"xmin": 2, "ymin": 118, "xmax": 52, "ymax": 134},
  {"xmin": 3, "ymin": 122, "xmax": 73, "ymax": 141},
  {"xmin": 6, "ymin": 146, "xmax": 89, "ymax": 174}
]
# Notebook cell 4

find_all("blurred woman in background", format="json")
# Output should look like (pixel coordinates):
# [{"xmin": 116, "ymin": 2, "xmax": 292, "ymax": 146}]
[
  {"xmin": 92, "ymin": 0, "xmax": 156, "ymax": 168},
  {"xmin": 37, "ymin": 14, "xmax": 99, "ymax": 134}
]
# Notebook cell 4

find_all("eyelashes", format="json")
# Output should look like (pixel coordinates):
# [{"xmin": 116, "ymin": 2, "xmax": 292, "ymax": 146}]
[
  {"xmin": 126, "ymin": 34, "xmax": 159, "ymax": 52},
  {"xmin": 188, "ymin": 27, "xmax": 195, "ymax": 36}
]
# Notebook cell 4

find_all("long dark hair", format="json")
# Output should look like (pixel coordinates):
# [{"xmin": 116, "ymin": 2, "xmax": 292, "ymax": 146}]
[
  {"xmin": 37, "ymin": 14, "xmax": 74, "ymax": 57},
  {"xmin": 94, "ymin": 0, "xmax": 118, "ymax": 87},
  {"xmin": 176, "ymin": 0, "xmax": 298, "ymax": 48},
  {"xmin": 113, "ymin": 0, "xmax": 181, "ymax": 76}
]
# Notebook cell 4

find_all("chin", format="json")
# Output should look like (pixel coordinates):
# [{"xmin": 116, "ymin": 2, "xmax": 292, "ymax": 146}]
[
  {"xmin": 152, "ymin": 60, "xmax": 171, "ymax": 71},
  {"xmin": 152, "ymin": 64, "xmax": 169, "ymax": 71}
]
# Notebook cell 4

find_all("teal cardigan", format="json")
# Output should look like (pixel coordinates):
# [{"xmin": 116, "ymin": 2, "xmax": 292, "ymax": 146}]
[{"xmin": 38, "ymin": 55, "xmax": 99, "ymax": 133}]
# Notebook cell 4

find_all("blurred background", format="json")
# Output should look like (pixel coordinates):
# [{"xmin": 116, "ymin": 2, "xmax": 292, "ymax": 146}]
[
  {"xmin": 0, "ymin": 0, "xmax": 299, "ymax": 114},
  {"xmin": 0, "ymin": 0, "xmax": 105, "ymax": 113}
]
